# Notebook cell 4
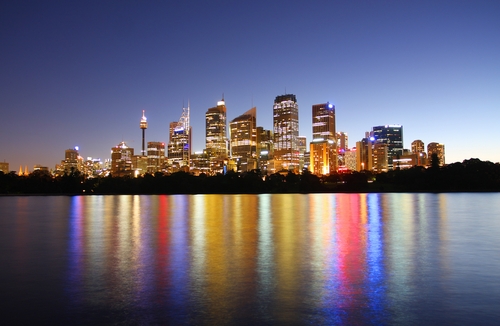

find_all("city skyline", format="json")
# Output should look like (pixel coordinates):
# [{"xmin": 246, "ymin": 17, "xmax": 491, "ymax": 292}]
[{"xmin": 1, "ymin": 1, "xmax": 499, "ymax": 171}]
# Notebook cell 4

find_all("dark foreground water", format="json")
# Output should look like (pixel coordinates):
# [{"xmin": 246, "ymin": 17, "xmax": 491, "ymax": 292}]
[{"xmin": 1, "ymin": 193, "xmax": 499, "ymax": 325}]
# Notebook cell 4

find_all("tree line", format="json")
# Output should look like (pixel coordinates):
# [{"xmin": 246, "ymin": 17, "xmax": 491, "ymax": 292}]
[{"xmin": 1, "ymin": 158, "xmax": 500, "ymax": 195}]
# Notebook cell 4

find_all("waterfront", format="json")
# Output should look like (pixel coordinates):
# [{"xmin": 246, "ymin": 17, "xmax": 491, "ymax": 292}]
[{"xmin": 1, "ymin": 193, "xmax": 499, "ymax": 325}]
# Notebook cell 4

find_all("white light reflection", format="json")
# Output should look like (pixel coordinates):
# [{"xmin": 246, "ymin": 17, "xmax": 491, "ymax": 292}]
[{"xmin": 257, "ymin": 194, "xmax": 274, "ymax": 299}]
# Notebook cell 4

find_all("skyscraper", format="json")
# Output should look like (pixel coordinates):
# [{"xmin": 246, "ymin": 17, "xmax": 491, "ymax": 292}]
[
  {"xmin": 312, "ymin": 102, "xmax": 336, "ymax": 141},
  {"xmin": 427, "ymin": 142, "xmax": 445, "ymax": 166},
  {"xmin": 206, "ymin": 98, "xmax": 228, "ymax": 172},
  {"xmin": 147, "ymin": 141, "xmax": 165, "ymax": 173},
  {"xmin": 372, "ymin": 125, "xmax": 403, "ymax": 169},
  {"xmin": 310, "ymin": 102, "xmax": 337, "ymax": 175},
  {"xmin": 273, "ymin": 94, "xmax": 299, "ymax": 171},
  {"xmin": 229, "ymin": 107, "xmax": 257, "ymax": 172},
  {"xmin": 411, "ymin": 139, "xmax": 427, "ymax": 166},
  {"xmin": 168, "ymin": 105, "xmax": 191, "ymax": 169},
  {"xmin": 111, "ymin": 142, "xmax": 134, "ymax": 177}
]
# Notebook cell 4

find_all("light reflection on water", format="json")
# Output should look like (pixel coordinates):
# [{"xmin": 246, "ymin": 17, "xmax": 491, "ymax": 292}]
[{"xmin": 1, "ymin": 193, "xmax": 500, "ymax": 325}]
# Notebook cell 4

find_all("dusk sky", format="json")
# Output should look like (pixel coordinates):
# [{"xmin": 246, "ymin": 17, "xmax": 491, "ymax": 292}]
[{"xmin": 1, "ymin": 1, "xmax": 499, "ymax": 171}]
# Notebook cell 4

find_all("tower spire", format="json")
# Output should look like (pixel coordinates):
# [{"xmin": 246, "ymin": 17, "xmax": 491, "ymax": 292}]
[{"xmin": 140, "ymin": 110, "xmax": 148, "ymax": 156}]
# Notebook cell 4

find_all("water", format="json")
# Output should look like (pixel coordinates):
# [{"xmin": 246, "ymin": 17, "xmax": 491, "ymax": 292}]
[{"xmin": 1, "ymin": 193, "xmax": 499, "ymax": 325}]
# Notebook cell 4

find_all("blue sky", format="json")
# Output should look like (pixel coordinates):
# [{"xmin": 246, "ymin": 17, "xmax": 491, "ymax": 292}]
[{"xmin": 1, "ymin": 0, "xmax": 499, "ymax": 171}]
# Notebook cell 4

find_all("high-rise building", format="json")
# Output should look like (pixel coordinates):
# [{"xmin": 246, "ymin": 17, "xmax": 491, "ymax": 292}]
[
  {"xmin": 411, "ymin": 139, "xmax": 427, "ymax": 166},
  {"xmin": 312, "ymin": 102, "xmax": 336, "ymax": 141},
  {"xmin": 273, "ymin": 94, "xmax": 299, "ymax": 171},
  {"xmin": 356, "ymin": 138, "xmax": 374, "ymax": 171},
  {"xmin": 140, "ymin": 110, "xmax": 148, "ymax": 156},
  {"xmin": 427, "ymin": 142, "xmax": 445, "ymax": 167},
  {"xmin": 147, "ymin": 141, "xmax": 165, "ymax": 173},
  {"xmin": 168, "ymin": 105, "xmax": 191, "ymax": 169},
  {"xmin": 297, "ymin": 136, "xmax": 307, "ymax": 171},
  {"xmin": 229, "ymin": 107, "xmax": 257, "ymax": 172},
  {"xmin": 336, "ymin": 132, "xmax": 348, "ymax": 170},
  {"xmin": 373, "ymin": 143, "xmax": 389, "ymax": 172},
  {"xmin": 111, "ymin": 142, "xmax": 134, "ymax": 177},
  {"xmin": 206, "ymin": 99, "xmax": 228, "ymax": 171},
  {"xmin": 257, "ymin": 127, "xmax": 273, "ymax": 173},
  {"xmin": 310, "ymin": 102, "xmax": 337, "ymax": 175},
  {"xmin": 336, "ymin": 132, "xmax": 348, "ymax": 151},
  {"xmin": 60, "ymin": 147, "xmax": 83, "ymax": 174},
  {"xmin": 372, "ymin": 125, "xmax": 403, "ymax": 169}
]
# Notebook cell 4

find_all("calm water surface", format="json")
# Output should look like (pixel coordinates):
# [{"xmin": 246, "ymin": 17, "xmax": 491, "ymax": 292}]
[{"xmin": 1, "ymin": 193, "xmax": 499, "ymax": 325}]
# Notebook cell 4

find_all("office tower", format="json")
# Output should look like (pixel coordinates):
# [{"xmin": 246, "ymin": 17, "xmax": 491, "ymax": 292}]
[
  {"xmin": 168, "ymin": 105, "xmax": 191, "ymax": 170},
  {"xmin": 373, "ymin": 143, "xmax": 389, "ymax": 172},
  {"xmin": 411, "ymin": 139, "xmax": 427, "ymax": 166},
  {"xmin": 206, "ymin": 98, "xmax": 228, "ymax": 172},
  {"xmin": 147, "ymin": 141, "xmax": 165, "ymax": 173},
  {"xmin": 63, "ymin": 147, "xmax": 80, "ymax": 173},
  {"xmin": 310, "ymin": 102, "xmax": 337, "ymax": 175},
  {"xmin": 169, "ymin": 122, "xmax": 178, "ymax": 143},
  {"xmin": 229, "ymin": 107, "xmax": 257, "ymax": 172},
  {"xmin": 356, "ymin": 138, "xmax": 374, "ymax": 171},
  {"xmin": 411, "ymin": 140, "xmax": 424, "ymax": 154},
  {"xmin": 312, "ymin": 102, "xmax": 336, "ymax": 141},
  {"xmin": 140, "ymin": 110, "xmax": 148, "ymax": 156},
  {"xmin": 372, "ymin": 125, "xmax": 403, "ymax": 169},
  {"xmin": 336, "ymin": 132, "xmax": 348, "ymax": 170},
  {"xmin": 0, "ymin": 162, "xmax": 9, "ymax": 174},
  {"xmin": 297, "ymin": 136, "xmax": 307, "ymax": 171},
  {"xmin": 344, "ymin": 149, "xmax": 357, "ymax": 172},
  {"xmin": 111, "ymin": 142, "xmax": 134, "ymax": 177},
  {"xmin": 273, "ymin": 94, "xmax": 299, "ymax": 171},
  {"xmin": 336, "ymin": 132, "xmax": 348, "ymax": 151},
  {"xmin": 256, "ymin": 127, "xmax": 273, "ymax": 173},
  {"xmin": 427, "ymin": 142, "xmax": 445, "ymax": 167}
]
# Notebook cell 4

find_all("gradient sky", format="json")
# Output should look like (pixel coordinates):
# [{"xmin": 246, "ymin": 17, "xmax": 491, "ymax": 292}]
[{"xmin": 1, "ymin": 0, "xmax": 499, "ymax": 172}]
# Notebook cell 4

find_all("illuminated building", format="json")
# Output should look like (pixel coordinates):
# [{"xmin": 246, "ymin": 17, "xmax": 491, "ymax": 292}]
[
  {"xmin": 190, "ymin": 151, "xmax": 210, "ymax": 174},
  {"xmin": 273, "ymin": 94, "xmax": 299, "ymax": 171},
  {"xmin": 427, "ymin": 142, "xmax": 445, "ymax": 166},
  {"xmin": 373, "ymin": 143, "xmax": 389, "ymax": 172},
  {"xmin": 147, "ymin": 141, "xmax": 165, "ymax": 173},
  {"xmin": 336, "ymin": 132, "xmax": 348, "ymax": 170},
  {"xmin": 393, "ymin": 154, "xmax": 419, "ymax": 169},
  {"xmin": 111, "ymin": 142, "xmax": 134, "ymax": 177},
  {"xmin": 229, "ymin": 107, "xmax": 257, "ymax": 172},
  {"xmin": 309, "ymin": 102, "xmax": 337, "ymax": 175},
  {"xmin": 0, "ymin": 162, "xmax": 9, "ymax": 173},
  {"xmin": 168, "ymin": 105, "xmax": 191, "ymax": 170},
  {"xmin": 372, "ymin": 125, "xmax": 403, "ymax": 169},
  {"xmin": 132, "ymin": 155, "xmax": 148, "ymax": 176},
  {"xmin": 344, "ymin": 149, "xmax": 357, "ymax": 172},
  {"xmin": 206, "ymin": 98, "xmax": 228, "ymax": 172},
  {"xmin": 257, "ymin": 127, "xmax": 273, "ymax": 173},
  {"xmin": 298, "ymin": 136, "xmax": 307, "ymax": 171},
  {"xmin": 411, "ymin": 139, "xmax": 424, "ymax": 154},
  {"xmin": 356, "ymin": 138, "xmax": 373, "ymax": 171},
  {"xmin": 336, "ymin": 132, "xmax": 348, "ymax": 151},
  {"xmin": 411, "ymin": 139, "xmax": 427, "ymax": 166},
  {"xmin": 140, "ymin": 110, "xmax": 148, "ymax": 156},
  {"xmin": 310, "ymin": 139, "xmax": 336, "ymax": 175}
]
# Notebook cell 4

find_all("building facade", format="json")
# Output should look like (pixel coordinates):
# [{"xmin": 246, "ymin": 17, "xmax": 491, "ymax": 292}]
[
  {"xmin": 229, "ymin": 107, "xmax": 257, "ymax": 172},
  {"xmin": 309, "ymin": 102, "xmax": 337, "ymax": 175},
  {"xmin": 111, "ymin": 142, "xmax": 134, "ymax": 177},
  {"xmin": 206, "ymin": 99, "xmax": 228, "ymax": 172},
  {"xmin": 273, "ymin": 94, "xmax": 299, "ymax": 171},
  {"xmin": 147, "ymin": 141, "xmax": 165, "ymax": 173},
  {"xmin": 372, "ymin": 125, "xmax": 403, "ymax": 169},
  {"xmin": 427, "ymin": 142, "xmax": 445, "ymax": 166}
]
